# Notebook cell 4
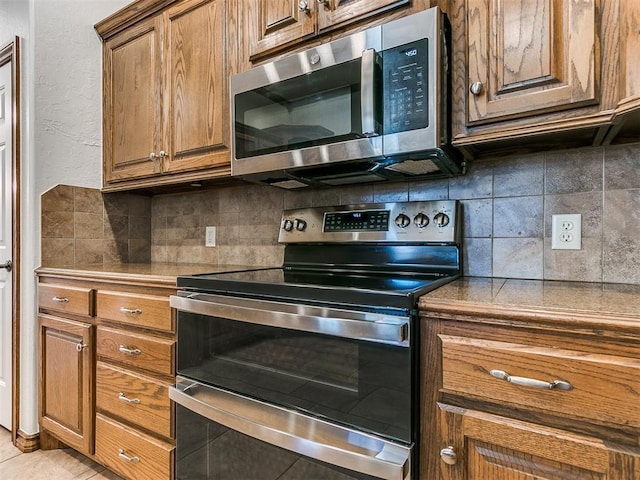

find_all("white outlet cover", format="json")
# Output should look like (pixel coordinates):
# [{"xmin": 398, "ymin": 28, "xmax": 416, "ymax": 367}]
[
  {"xmin": 205, "ymin": 226, "xmax": 216, "ymax": 247},
  {"xmin": 551, "ymin": 214, "xmax": 582, "ymax": 250}
]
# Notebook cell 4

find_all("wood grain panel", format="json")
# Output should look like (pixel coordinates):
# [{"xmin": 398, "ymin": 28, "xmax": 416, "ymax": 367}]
[
  {"xmin": 317, "ymin": 0, "xmax": 408, "ymax": 31},
  {"xmin": 466, "ymin": 0, "xmax": 598, "ymax": 124},
  {"xmin": 104, "ymin": 16, "xmax": 162, "ymax": 182},
  {"xmin": 39, "ymin": 315, "xmax": 94, "ymax": 455},
  {"xmin": 97, "ymin": 326, "xmax": 174, "ymax": 376},
  {"xmin": 38, "ymin": 284, "xmax": 93, "ymax": 317},
  {"xmin": 96, "ymin": 362, "xmax": 172, "ymax": 439},
  {"xmin": 440, "ymin": 334, "xmax": 640, "ymax": 429},
  {"xmin": 96, "ymin": 413, "xmax": 174, "ymax": 480},
  {"xmin": 163, "ymin": 0, "xmax": 231, "ymax": 174},
  {"xmin": 96, "ymin": 290, "xmax": 172, "ymax": 332}
]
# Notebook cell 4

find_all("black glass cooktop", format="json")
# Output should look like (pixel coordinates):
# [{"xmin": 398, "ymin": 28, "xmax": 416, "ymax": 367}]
[{"xmin": 177, "ymin": 267, "xmax": 456, "ymax": 313}]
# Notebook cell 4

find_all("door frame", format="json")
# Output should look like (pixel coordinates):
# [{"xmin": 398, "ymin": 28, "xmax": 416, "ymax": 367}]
[{"xmin": 0, "ymin": 36, "xmax": 21, "ymax": 445}]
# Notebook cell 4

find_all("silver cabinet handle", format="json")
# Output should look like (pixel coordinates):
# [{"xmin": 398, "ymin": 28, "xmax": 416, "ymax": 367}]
[
  {"xmin": 52, "ymin": 296, "xmax": 69, "ymax": 303},
  {"xmin": 118, "ymin": 345, "xmax": 142, "ymax": 356},
  {"xmin": 149, "ymin": 152, "xmax": 158, "ymax": 159},
  {"xmin": 75, "ymin": 343, "xmax": 87, "ymax": 352},
  {"xmin": 469, "ymin": 81, "xmax": 483, "ymax": 95},
  {"xmin": 159, "ymin": 150, "xmax": 167, "ymax": 158},
  {"xmin": 119, "ymin": 307, "xmax": 142, "ymax": 315},
  {"xmin": 490, "ymin": 369, "xmax": 573, "ymax": 391},
  {"xmin": 298, "ymin": 0, "xmax": 310, "ymax": 13},
  {"xmin": 0, "ymin": 260, "xmax": 12, "ymax": 272},
  {"xmin": 440, "ymin": 446, "xmax": 457, "ymax": 465},
  {"xmin": 118, "ymin": 449, "xmax": 140, "ymax": 463},
  {"xmin": 119, "ymin": 392, "xmax": 141, "ymax": 404}
]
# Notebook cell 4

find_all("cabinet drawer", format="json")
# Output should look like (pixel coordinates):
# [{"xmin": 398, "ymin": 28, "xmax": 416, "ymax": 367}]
[
  {"xmin": 38, "ymin": 284, "xmax": 93, "ymax": 316},
  {"xmin": 97, "ymin": 290, "xmax": 172, "ymax": 332},
  {"xmin": 96, "ymin": 413, "xmax": 173, "ymax": 480},
  {"xmin": 96, "ymin": 362, "xmax": 172, "ymax": 439},
  {"xmin": 440, "ymin": 334, "xmax": 640, "ymax": 429},
  {"xmin": 97, "ymin": 326, "xmax": 174, "ymax": 377}
]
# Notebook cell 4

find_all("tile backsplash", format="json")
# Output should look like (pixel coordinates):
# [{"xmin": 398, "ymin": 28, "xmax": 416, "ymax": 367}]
[
  {"xmin": 41, "ymin": 141, "xmax": 640, "ymax": 285},
  {"xmin": 41, "ymin": 185, "xmax": 151, "ymax": 266}
]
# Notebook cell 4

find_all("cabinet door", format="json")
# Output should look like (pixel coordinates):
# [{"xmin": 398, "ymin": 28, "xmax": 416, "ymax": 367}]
[
  {"xmin": 163, "ymin": 0, "xmax": 231, "ymax": 175},
  {"xmin": 39, "ymin": 315, "xmax": 94, "ymax": 455},
  {"xmin": 438, "ymin": 404, "xmax": 640, "ymax": 480},
  {"xmin": 103, "ymin": 16, "xmax": 163, "ymax": 183},
  {"xmin": 466, "ymin": 0, "xmax": 598, "ymax": 124},
  {"xmin": 247, "ymin": 0, "xmax": 316, "ymax": 59},
  {"xmin": 317, "ymin": 0, "xmax": 407, "ymax": 31}
]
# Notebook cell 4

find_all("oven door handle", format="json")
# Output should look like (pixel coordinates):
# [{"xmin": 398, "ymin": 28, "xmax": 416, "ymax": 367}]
[
  {"xmin": 171, "ymin": 293, "xmax": 410, "ymax": 347},
  {"xmin": 170, "ymin": 378, "xmax": 411, "ymax": 480}
]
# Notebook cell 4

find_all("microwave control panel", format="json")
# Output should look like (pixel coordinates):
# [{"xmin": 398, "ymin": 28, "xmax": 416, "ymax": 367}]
[{"xmin": 383, "ymin": 39, "xmax": 429, "ymax": 135}]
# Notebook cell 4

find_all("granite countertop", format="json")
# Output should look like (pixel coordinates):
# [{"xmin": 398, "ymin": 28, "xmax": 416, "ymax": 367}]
[
  {"xmin": 35, "ymin": 263, "xmax": 266, "ymax": 286},
  {"xmin": 419, "ymin": 277, "xmax": 640, "ymax": 329}
]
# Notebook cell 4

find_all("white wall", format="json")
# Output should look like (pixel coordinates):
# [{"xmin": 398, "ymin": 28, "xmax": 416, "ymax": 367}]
[{"xmin": 1, "ymin": 0, "xmax": 129, "ymax": 435}]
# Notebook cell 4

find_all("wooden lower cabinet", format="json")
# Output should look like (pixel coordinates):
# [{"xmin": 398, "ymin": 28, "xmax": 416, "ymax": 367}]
[
  {"xmin": 39, "ymin": 314, "xmax": 94, "ymax": 455},
  {"xmin": 37, "ymin": 271, "xmax": 177, "ymax": 480},
  {"xmin": 96, "ymin": 414, "xmax": 174, "ymax": 480},
  {"xmin": 420, "ymin": 315, "xmax": 640, "ymax": 480},
  {"xmin": 438, "ymin": 404, "xmax": 639, "ymax": 480}
]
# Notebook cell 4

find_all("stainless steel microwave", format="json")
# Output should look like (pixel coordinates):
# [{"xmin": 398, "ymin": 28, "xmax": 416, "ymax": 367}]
[{"xmin": 230, "ymin": 7, "xmax": 464, "ymax": 189}]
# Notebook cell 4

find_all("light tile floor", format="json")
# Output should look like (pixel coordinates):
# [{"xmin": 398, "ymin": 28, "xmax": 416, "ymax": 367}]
[{"xmin": 0, "ymin": 428, "xmax": 122, "ymax": 480}]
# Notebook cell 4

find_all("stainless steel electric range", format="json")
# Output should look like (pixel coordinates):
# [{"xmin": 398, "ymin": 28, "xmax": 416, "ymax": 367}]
[{"xmin": 170, "ymin": 200, "xmax": 461, "ymax": 480}]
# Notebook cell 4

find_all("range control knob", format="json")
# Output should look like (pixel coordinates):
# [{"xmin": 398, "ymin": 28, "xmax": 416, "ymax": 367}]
[
  {"xmin": 433, "ymin": 212, "xmax": 450, "ymax": 227},
  {"xmin": 282, "ymin": 219, "xmax": 294, "ymax": 231},
  {"xmin": 395, "ymin": 213, "xmax": 411, "ymax": 229},
  {"xmin": 294, "ymin": 219, "xmax": 307, "ymax": 231},
  {"xmin": 414, "ymin": 212, "xmax": 430, "ymax": 229}
]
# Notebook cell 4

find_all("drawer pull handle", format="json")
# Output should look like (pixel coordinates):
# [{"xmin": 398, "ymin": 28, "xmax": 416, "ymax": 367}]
[
  {"xmin": 118, "ymin": 345, "xmax": 142, "ymax": 356},
  {"xmin": 490, "ymin": 369, "xmax": 573, "ymax": 391},
  {"xmin": 440, "ymin": 446, "xmax": 457, "ymax": 465},
  {"xmin": 75, "ymin": 343, "xmax": 88, "ymax": 352},
  {"xmin": 119, "ymin": 392, "xmax": 141, "ymax": 404},
  {"xmin": 52, "ymin": 296, "xmax": 69, "ymax": 303},
  {"xmin": 118, "ymin": 449, "xmax": 140, "ymax": 463},
  {"xmin": 120, "ymin": 307, "xmax": 142, "ymax": 315}
]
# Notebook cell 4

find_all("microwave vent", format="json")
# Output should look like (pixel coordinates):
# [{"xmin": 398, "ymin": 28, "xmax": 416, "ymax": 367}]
[
  {"xmin": 383, "ymin": 159, "xmax": 440, "ymax": 176},
  {"xmin": 265, "ymin": 178, "xmax": 310, "ymax": 189}
]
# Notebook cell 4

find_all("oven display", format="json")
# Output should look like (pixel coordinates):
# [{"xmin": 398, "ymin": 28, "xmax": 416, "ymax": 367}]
[{"xmin": 324, "ymin": 210, "xmax": 390, "ymax": 232}]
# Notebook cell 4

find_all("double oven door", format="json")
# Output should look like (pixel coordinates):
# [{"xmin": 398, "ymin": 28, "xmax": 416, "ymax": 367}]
[{"xmin": 170, "ymin": 292, "xmax": 416, "ymax": 480}]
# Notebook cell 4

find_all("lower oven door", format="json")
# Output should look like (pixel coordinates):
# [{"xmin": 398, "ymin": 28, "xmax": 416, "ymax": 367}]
[{"xmin": 170, "ymin": 377, "xmax": 412, "ymax": 480}]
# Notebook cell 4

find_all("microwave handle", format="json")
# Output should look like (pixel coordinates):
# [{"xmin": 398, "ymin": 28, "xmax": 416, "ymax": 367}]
[
  {"xmin": 361, "ymin": 48, "xmax": 379, "ymax": 137},
  {"xmin": 170, "ymin": 379, "xmax": 412, "ymax": 480}
]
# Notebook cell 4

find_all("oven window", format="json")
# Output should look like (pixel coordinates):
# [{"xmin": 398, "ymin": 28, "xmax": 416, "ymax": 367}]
[
  {"xmin": 234, "ymin": 58, "xmax": 376, "ymax": 159},
  {"xmin": 177, "ymin": 312, "xmax": 413, "ymax": 444},
  {"xmin": 176, "ymin": 405, "xmax": 381, "ymax": 480}
]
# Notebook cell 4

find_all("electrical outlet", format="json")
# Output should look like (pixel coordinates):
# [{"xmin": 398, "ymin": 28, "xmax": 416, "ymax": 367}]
[
  {"xmin": 551, "ymin": 214, "xmax": 581, "ymax": 250},
  {"xmin": 205, "ymin": 226, "xmax": 216, "ymax": 247}
]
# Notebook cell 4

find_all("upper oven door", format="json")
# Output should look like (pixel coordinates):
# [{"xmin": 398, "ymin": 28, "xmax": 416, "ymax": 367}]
[
  {"xmin": 231, "ymin": 28, "xmax": 383, "ymax": 177},
  {"xmin": 172, "ymin": 292, "xmax": 414, "ymax": 445}
]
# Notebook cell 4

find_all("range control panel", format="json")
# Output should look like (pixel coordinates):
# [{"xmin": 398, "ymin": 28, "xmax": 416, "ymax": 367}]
[{"xmin": 279, "ymin": 200, "xmax": 459, "ymax": 244}]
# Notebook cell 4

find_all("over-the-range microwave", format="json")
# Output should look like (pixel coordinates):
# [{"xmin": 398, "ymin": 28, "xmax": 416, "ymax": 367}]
[{"xmin": 230, "ymin": 7, "xmax": 465, "ymax": 189}]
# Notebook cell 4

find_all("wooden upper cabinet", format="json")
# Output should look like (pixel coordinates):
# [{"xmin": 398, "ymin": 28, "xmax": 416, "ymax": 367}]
[
  {"xmin": 97, "ymin": 0, "xmax": 232, "ymax": 191},
  {"xmin": 103, "ymin": 17, "xmax": 162, "ymax": 183},
  {"xmin": 316, "ymin": 0, "xmax": 407, "ymax": 31},
  {"xmin": 246, "ymin": 0, "xmax": 410, "ymax": 60},
  {"xmin": 163, "ymin": 0, "xmax": 230, "ymax": 174},
  {"xmin": 465, "ymin": 0, "xmax": 598, "ymax": 125},
  {"xmin": 248, "ymin": 0, "xmax": 315, "ymax": 59}
]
